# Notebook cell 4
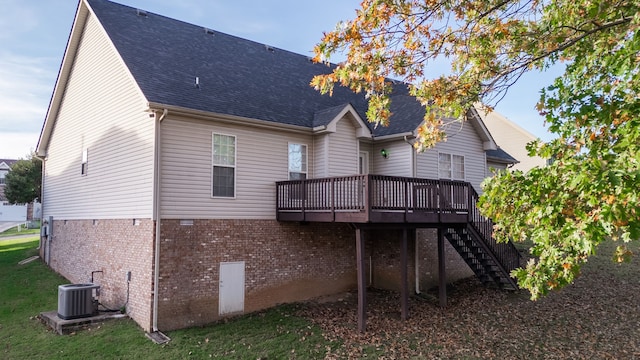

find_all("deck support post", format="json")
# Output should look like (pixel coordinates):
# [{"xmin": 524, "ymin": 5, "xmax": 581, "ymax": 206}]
[
  {"xmin": 356, "ymin": 227, "xmax": 367, "ymax": 332},
  {"xmin": 437, "ymin": 227, "xmax": 447, "ymax": 307},
  {"xmin": 400, "ymin": 227, "xmax": 409, "ymax": 320}
]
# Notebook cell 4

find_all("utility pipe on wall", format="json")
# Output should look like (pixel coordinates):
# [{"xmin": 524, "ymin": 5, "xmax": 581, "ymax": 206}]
[{"xmin": 152, "ymin": 108, "xmax": 167, "ymax": 332}]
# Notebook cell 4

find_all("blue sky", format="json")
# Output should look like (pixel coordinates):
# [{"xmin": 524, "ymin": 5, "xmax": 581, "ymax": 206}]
[{"xmin": 0, "ymin": 0, "xmax": 558, "ymax": 159}]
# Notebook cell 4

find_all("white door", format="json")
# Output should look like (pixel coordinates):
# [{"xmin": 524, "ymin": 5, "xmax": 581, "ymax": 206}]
[
  {"xmin": 219, "ymin": 261, "xmax": 245, "ymax": 315},
  {"xmin": 358, "ymin": 151, "xmax": 369, "ymax": 206}
]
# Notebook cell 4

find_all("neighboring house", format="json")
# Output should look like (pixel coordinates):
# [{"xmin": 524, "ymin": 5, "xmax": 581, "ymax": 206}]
[
  {"xmin": 0, "ymin": 159, "xmax": 28, "ymax": 222},
  {"xmin": 37, "ymin": 0, "xmax": 519, "ymax": 333},
  {"xmin": 476, "ymin": 106, "xmax": 547, "ymax": 172}
]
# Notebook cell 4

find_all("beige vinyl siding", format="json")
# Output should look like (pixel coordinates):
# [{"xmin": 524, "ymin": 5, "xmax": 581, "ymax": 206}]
[
  {"xmin": 160, "ymin": 117, "xmax": 312, "ymax": 219},
  {"xmin": 327, "ymin": 117, "xmax": 358, "ymax": 176},
  {"xmin": 416, "ymin": 121, "xmax": 486, "ymax": 192},
  {"xmin": 313, "ymin": 134, "xmax": 328, "ymax": 178},
  {"xmin": 42, "ymin": 13, "xmax": 154, "ymax": 219},
  {"xmin": 372, "ymin": 141, "xmax": 413, "ymax": 177}
]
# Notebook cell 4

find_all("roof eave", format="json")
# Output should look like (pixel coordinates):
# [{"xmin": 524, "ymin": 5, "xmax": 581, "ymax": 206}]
[
  {"xmin": 147, "ymin": 102, "xmax": 313, "ymax": 134},
  {"xmin": 372, "ymin": 132, "xmax": 415, "ymax": 142},
  {"xmin": 486, "ymin": 156, "xmax": 519, "ymax": 164}
]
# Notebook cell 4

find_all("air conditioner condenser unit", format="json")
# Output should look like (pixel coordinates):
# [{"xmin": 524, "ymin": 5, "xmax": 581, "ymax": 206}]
[{"xmin": 57, "ymin": 283, "xmax": 100, "ymax": 320}]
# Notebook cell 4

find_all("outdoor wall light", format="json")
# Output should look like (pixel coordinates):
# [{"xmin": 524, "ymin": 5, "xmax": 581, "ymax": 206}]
[{"xmin": 380, "ymin": 148, "xmax": 389, "ymax": 158}]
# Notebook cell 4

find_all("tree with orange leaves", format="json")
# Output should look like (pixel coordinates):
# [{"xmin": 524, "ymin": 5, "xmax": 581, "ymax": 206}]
[{"xmin": 312, "ymin": 0, "xmax": 639, "ymax": 299}]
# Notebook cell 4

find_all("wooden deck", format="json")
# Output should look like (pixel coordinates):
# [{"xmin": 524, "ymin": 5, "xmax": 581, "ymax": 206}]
[
  {"xmin": 276, "ymin": 174, "xmax": 520, "ymax": 333},
  {"xmin": 276, "ymin": 174, "xmax": 519, "ymax": 286},
  {"xmin": 277, "ymin": 175, "xmax": 476, "ymax": 224}
]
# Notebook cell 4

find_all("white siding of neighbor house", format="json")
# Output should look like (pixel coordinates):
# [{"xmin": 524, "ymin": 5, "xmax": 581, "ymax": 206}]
[
  {"xmin": 416, "ymin": 121, "xmax": 487, "ymax": 193},
  {"xmin": 160, "ymin": 117, "xmax": 313, "ymax": 219},
  {"xmin": 42, "ymin": 13, "xmax": 154, "ymax": 219},
  {"xmin": 372, "ymin": 141, "xmax": 414, "ymax": 177},
  {"xmin": 327, "ymin": 117, "xmax": 359, "ymax": 176},
  {"xmin": 480, "ymin": 109, "xmax": 546, "ymax": 172}
]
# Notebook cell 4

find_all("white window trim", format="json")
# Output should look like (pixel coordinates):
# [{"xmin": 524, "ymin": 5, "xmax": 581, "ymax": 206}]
[
  {"xmin": 437, "ymin": 152, "xmax": 466, "ymax": 181},
  {"xmin": 211, "ymin": 133, "xmax": 237, "ymax": 199},
  {"xmin": 288, "ymin": 142, "xmax": 308, "ymax": 180}
]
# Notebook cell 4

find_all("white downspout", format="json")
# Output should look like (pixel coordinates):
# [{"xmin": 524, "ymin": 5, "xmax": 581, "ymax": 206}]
[
  {"xmin": 404, "ymin": 135, "xmax": 421, "ymax": 294},
  {"xmin": 33, "ymin": 153, "xmax": 47, "ymax": 260},
  {"xmin": 152, "ymin": 108, "xmax": 167, "ymax": 332}
]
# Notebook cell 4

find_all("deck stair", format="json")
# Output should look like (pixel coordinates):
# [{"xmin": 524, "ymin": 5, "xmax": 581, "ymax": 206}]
[{"xmin": 444, "ymin": 225, "xmax": 519, "ymax": 290}]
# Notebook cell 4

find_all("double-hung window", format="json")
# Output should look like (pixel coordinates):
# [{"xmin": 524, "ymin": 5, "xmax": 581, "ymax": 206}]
[
  {"xmin": 438, "ymin": 153, "xmax": 465, "ymax": 180},
  {"xmin": 212, "ymin": 133, "xmax": 236, "ymax": 198},
  {"xmin": 288, "ymin": 143, "xmax": 307, "ymax": 180}
]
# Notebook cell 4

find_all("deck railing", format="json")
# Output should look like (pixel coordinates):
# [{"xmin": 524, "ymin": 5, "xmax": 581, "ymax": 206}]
[
  {"xmin": 276, "ymin": 174, "xmax": 471, "ymax": 216},
  {"xmin": 465, "ymin": 184, "xmax": 521, "ymax": 272},
  {"xmin": 276, "ymin": 174, "xmax": 520, "ymax": 272}
]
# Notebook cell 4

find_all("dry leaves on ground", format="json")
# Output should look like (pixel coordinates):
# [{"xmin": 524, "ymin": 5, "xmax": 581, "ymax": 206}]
[{"xmin": 297, "ymin": 243, "xmax": 640, "ymax": 359}]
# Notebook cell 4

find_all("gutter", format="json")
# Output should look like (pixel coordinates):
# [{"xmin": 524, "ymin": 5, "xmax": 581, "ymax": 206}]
[
  {"xmin": 147, "ymin": 102, "xmax": 310, "ymax": 134},
  {"xmin": 372, "ymin": 131, "xmax": 414, "ymax": 142},
  {"xmin": 152, "ymin": 108, "xmax": 168, "ymax": 332}
]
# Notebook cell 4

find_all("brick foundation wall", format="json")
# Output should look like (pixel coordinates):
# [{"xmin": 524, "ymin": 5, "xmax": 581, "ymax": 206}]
[
  {"xmin": 157, "ymin": 220, "xmax": 357, "ymax": 331},
  {"xmin": 367, "ymin": 229, "xmax": 416, "ymax": 291},
  {"xmin": 44, "ymin": 219, "xmax": 155, "ymax": 331},
  {"xmin": 416, "ymin": 229, "xmax": 474, "ymax": 291},
  {"xmin": 41, "ymin": 218, "xmax": 476, "ymax": 333},
  {"xmin": 367, "ymin": 228, "xmax": 474, "ymax": 293}
]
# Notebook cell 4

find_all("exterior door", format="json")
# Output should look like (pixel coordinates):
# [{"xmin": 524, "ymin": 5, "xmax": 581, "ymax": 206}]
[
  {"xmin": 358, "ymin": 151, "xmax": 369, "ymax": 206},
  {"xmin": 359, "ymin": 151, "xmax": 369, "ymax": 175},
  {"xmin": 219, "ymin": 261, "xmax": 245, "ymax": 315}
]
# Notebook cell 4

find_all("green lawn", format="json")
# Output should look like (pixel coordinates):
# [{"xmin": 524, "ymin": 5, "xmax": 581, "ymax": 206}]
[
  {"xmin": 0, "ymin": 238, "xmax": 337, "ymax": 359},
  {"xmin": 2, "ymin": 237, "xmax": 639, "ymax": 359}
]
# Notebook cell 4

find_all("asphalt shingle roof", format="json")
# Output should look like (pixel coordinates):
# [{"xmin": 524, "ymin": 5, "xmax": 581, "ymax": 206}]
[
  {"xmin": 0, "ymin": 159, "xmax": 17, "ymax": 168},
  {"xmin": 486, "ymin": 148, "xmax": 518, "ymax": 163},
  {"xmin": 87, "ymin": 0, "xmax": 426, "ymax": 137}
]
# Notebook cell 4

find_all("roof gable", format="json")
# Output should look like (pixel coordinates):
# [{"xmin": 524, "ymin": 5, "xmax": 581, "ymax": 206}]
[
  {"xmin": 0, "ymin": 160, "xmax": 17, "ymax": 170},
  {"xmin": 313, "ymin": 104, "xmax": 372, "ymax": 139}
]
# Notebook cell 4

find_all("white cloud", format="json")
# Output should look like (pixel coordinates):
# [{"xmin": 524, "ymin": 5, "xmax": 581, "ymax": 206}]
[
  {"xmin": 0, "ymin": 132, "xmax": 39, "ymax": 159},
  {"xmin": 0, "ymin": 53, "xmax": 57, "ymax": 132}
]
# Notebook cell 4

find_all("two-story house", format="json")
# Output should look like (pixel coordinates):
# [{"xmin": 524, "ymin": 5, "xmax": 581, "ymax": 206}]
[{"xmin": 37, "ymin": 0, "xmax": 519, "ymax": 333}]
